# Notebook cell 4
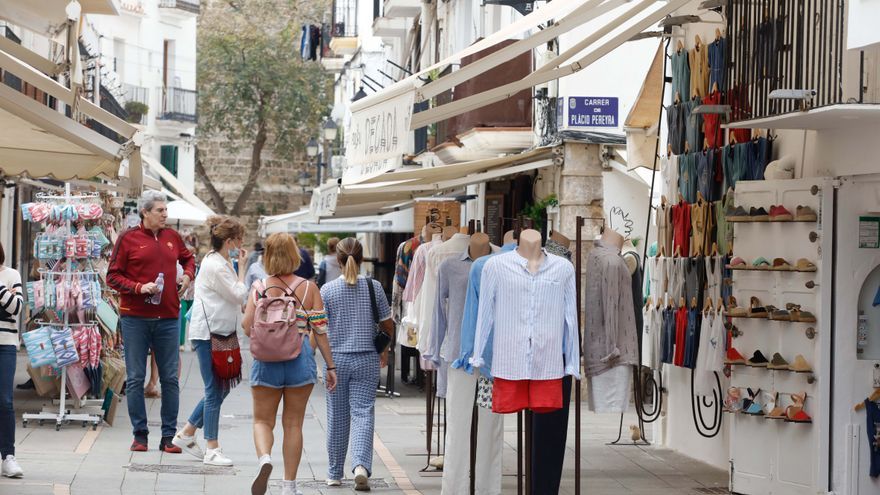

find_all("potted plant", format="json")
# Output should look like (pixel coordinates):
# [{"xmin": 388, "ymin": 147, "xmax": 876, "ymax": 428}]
[{"xmin": 124, "ymin": 101, "xmax": 149, "ymax": 123}]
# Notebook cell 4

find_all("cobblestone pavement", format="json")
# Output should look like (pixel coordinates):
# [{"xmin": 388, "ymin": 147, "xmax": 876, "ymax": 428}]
[{"xmin": 0, "ymin": 348, "xmax": 727, "ymax": 494}]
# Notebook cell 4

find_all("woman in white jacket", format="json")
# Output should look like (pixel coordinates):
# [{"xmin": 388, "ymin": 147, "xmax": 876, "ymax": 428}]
[{"xmin": 172, "ymin": 216, "xmax": 248, "ymax": 466}]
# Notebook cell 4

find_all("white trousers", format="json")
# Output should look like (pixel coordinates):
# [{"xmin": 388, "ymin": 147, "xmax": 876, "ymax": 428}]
[{"xmin": 441, "ymin": 367, "xmax": 504, "ymax": 495}]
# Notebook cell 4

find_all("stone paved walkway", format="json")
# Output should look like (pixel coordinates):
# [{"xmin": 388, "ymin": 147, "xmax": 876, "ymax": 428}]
[{"xmin": 0, "ymin": 348, "xmax": 728, "ymax": 494}]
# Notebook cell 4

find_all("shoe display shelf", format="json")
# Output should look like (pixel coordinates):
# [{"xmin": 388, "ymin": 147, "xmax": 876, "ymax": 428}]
[{"xmin": 725, "ymin": 178, "xmax": 834, "ymax": 495}]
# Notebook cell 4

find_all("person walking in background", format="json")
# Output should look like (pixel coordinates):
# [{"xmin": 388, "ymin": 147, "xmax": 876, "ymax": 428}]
[
  {"xmin": 107, "ymin": 190, "xmax": 195, "ymax": 453},
  {"xmin": 172, "ymin": 216, "xmax": 248, "ymax": 467},
  {"xmin": 242, "ymin": 233, "xmax": 337, "ymax": 495},
  {"xmin": 316, "ymin": 237, "xmax": 341, "ymax": 287},
  {"xmin": 293, "ymin": 236, "xmax": 315, "ymax": 280},
  {"xmin": 320, "ymin": 237, "xmax": 393, "ymax": 491},
  {"xmin": 0, "ymin": 243, "xmax": 24, "ymax": 478},
  {"xmin": 245, "ymin": 242, "xmax": 263, "ymax": 275}
]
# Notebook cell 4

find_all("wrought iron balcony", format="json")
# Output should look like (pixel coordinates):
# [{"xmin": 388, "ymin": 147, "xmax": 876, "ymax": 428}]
[
  {"xmin": 331, "ymin": 0, "xmax": 358, "ymax": 38},
  {"xmin": 158, "ymin": 0, "xmax": 200, "ymax": 16},
  {"xmin": 157, "ymin": 87, "xmax": 197, "ymax": 124}
]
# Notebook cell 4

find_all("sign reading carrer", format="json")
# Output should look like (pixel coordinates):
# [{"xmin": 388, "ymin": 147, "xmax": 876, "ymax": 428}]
[{"xmin": 344, "ymin": 91, "xmax": 415, "ymax": 184}]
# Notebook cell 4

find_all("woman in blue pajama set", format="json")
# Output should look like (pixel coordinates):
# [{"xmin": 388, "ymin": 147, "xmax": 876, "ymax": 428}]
[{"xmin": 320, "ymin": 237, "xmax": 394, "ymax": 491}]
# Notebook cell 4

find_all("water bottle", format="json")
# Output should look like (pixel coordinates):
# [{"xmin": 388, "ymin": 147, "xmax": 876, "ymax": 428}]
[{"xmin": 148, "ymin": 273, "xmax": 165, "ymax": 305}]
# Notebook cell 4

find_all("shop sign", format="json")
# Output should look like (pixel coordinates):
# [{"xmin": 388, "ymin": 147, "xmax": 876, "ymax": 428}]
[
  {"xmin": 344, "ymin": 91, "xmax": 415, "ymax": 184},
  {"xmin": 309, "ymin": 184, "xmax": 339, "ymax": 218},
  {"xmin": 483, "ymin": 0, "xmax": 534, "ymax": 16},
  {"xmin": 859, "ymin": 215, "xmax": 880, "ymax": 248},
  {"xmin": 567, "ymin": 96, "xmax": 619, "ymax": 128}
]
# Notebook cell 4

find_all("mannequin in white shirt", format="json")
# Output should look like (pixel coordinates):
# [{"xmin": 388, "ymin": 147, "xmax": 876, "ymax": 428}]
[
  {"xmin": 518, "ymin": 229, "xmax": 545, "ymax": 273},
  {"xmin": 441, "ymin": 225, "xmax": 457, "ymax": 241}
]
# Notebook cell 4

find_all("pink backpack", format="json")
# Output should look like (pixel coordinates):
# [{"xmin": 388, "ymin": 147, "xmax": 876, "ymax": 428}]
[{"xmin": 250, "ymin": 278, "xmax": 308, "ymax": 362}]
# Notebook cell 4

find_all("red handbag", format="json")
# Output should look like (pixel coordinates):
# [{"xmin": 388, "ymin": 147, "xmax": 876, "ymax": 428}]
[{"xmin": 203, "ymin": 304, "xmax": 242, "ymax": 390}]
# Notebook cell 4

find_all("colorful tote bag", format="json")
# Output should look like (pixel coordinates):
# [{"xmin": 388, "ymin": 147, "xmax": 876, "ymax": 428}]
[
  {"xmin": 50, "ymin": 327, "xmax": 80, "ymax": 368},
  {"xmin": 23, "ymin": 328, "xmax": 57, "ymax": 368}
]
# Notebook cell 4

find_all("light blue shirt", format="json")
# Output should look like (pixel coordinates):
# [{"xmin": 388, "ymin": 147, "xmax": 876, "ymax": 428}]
[
  {"xmin": 471, "ymin": 248, "xmax": 581, "ymax": 381},
  {"xmin": 452, "ymin": 243, "xmax": 516, "ymax": 377}
]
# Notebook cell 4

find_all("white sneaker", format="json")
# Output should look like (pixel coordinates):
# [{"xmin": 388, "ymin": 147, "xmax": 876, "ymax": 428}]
[
  {"xmin": 252, "ymin": 455, "xmax": 273, "ymax": 495},
  {"xmin": 1, "ymin": 455, "xmax": 23, "ymax": 478},
  {"xmin": 203, "ymin": 448, "xmax": 233, "ymax": 467},
  {"xmin": 354, "ymin": 465, "xmax": 369, "ymax": 491},
  {"xmin": 172, "ymin": 433, "xmax": 204, "ymax": 460},
  {"xmin": 281, "ymin": 480, "xmax": 303, "ymax": 495},
  {"xmin": 326, "ymin": 478, "xmax": 342, "ymax": 487}
]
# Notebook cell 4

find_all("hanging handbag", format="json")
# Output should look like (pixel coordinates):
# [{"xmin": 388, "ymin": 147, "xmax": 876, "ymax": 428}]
[
  {"xmin": 23, "ymin": 328, "xmax": 57, "ymax": 368},
  {"xmin": 367, "ymin": 278, "xmax": 392, "ymax": 354},
  {"xmin": 50, "ymin": 327, "xmax": 80, "ymax": 368},
  {"xmin": 202, "ymin": 302, "xmax": 242, "ymax": 390}
]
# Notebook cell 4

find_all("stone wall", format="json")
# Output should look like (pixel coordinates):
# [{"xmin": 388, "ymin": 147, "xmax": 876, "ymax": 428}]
[{"xmin": 194, "ymin": 136, "xmax": 312, "ymax": 245}]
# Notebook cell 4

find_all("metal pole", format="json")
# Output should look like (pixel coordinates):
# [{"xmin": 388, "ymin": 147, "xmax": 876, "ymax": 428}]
[{"xmin": 574, "ymin": 215, "xmax": 583, "ymax": 495}]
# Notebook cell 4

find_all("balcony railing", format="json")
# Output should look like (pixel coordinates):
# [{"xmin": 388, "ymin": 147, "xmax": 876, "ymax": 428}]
[
  {"xmin": 332, "ymin": 0, "xmax": 358, "ymax": 37},
  {"xmin": 724, "ymin": 0, "xmax": 846, "ymax": 121},
  {"xmin": 157, "ymin": 87, "xmax": 197, "ymax": 123},
  {"xmin": 122, "ymin": 84, "xmax": 150, "ymax": 125},
  {"xmin": 158, "ymin": 0, "xmax": 200, "ymax": 15}
]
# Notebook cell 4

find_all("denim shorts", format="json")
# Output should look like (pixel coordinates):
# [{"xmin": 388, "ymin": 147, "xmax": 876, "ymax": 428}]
[{"xmin": 250, "ymin": 339, "xmax": 317, "ymax": 389}]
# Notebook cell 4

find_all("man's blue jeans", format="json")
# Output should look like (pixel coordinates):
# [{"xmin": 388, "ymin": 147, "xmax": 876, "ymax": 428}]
[
  {"xmin": 187, "ymin": 339, "xmax": 230, "ymax": 441},
  {"xmin": 122, "ymin": 317, "xmax": 180, "ymax": 438},
  {"xmin": 0, "ymin": 345, "xmax": 16, "ymax": 458}
]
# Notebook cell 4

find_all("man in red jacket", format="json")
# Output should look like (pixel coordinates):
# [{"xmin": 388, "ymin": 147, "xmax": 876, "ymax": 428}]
[{"xmin": 107, "ymin": 190, "xmax": 195, "ymax": 453}]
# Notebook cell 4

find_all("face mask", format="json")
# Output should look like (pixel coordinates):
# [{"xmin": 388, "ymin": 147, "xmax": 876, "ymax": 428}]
[{"xmin": 229, "ymin": 248, "xmax": 240, "ymax": 259}]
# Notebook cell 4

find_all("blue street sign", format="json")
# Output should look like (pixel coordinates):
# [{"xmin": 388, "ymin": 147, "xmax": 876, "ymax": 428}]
[{"xmin": 568, "ymin": 96, "xmax": 618, "ymax": 128}]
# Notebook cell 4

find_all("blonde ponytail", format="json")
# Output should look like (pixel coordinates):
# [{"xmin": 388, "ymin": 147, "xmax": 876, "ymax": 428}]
[
  {"xmin": 343, "ymin": 255, "xmax": 359, "ymax": 285},
  {"xmin": 336, "ymin": 237, "xmax": 363, "ymax": 286}
]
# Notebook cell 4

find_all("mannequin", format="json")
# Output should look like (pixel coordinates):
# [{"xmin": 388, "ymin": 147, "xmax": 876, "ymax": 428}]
[
  {"xmin": 441, "ymin": 225, "xmax": 457, "ymax": 241},
  {"xmin": 469, "ymin": 232, "xmax": 491, "ymax": 259},
  {"xmin": 601, "ymin": 227, "xmax": 625, "ymax": 251},
  {"xmin": 517, "ymin": 229, "xmax": 544, "ymax": 274},
  {"xmin": 502, "ymin": 229, "xmax": 515, "ymax": 245}
]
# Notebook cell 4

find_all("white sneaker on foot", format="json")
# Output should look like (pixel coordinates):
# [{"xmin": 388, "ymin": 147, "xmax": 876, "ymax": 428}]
[
  {"xmin": 281, "ymin": 480, "xmax": 303, "ymax": 495},
  {"xmin": 326, "ymin": 478, "xmax": 342, "ymax": 487},
  {"xmin": 1, "ymin": 455, "xmax": 23, "ymax": 478},
  {"xmin": 172, "ymin": 432, "xmax": 204, "ymax": 460},
  {"xmin": 354, "ymin": 465, "xmax": 370, "ymax": 491},
  {"xmin": 203, "ymin": 448, "xmax": 233, "ymax": 467},
  {"xmin": 252, "ymin": 455, "xmax": 272, "ymax": 495}
]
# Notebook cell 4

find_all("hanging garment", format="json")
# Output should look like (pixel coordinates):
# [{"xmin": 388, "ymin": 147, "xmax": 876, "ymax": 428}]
[
  {"xmin": 705, "ymin": 256, "xmax": 722, "ymax": 303},
  {"xmin": 656, "ymin": 204, "xmax": 672, "ymax": 257},
  {"xmin": 689, "ymin": 43, "xmax": 709, "ymax": 98},
  {"xmin": 401, "ymin": 238, "xmax": 441, "ymax": 347},
  {"xmin": 684, "ymin": 257, "xmax": 707, "ymax": 310},
  {"xmin": 708, "ymin": 36, "xmax": 727, "ymax": 91},
  {"xmin": 679, "ymin": 153, "xmax": 698, "ymax": 204},
  {"xmin": 745, "ymin": 137, "xmax": 771, "ymax": 181},
  {"xmin": 673, "ymin": 305, "xmax": 688, "ymax": 367},
  {"xmin": 684, "ymin": 97, "xmax": 703, "ymax": 152},
  {"xmin": 702, "ymin": 91, "xmax": 723, "ymax": 148},
  {"xmin": 667, "ymin": 257, "xmax": 686, "ymax": 303},
  {"xmin": 300, "ymin": 25, "xmax": 311, "ymax": 60},
  {"xmin": 864, "ymin": 399, "xmax": 880, "ymax": 478},
  {"xmin": 622, "ymin": 250, "xmax": 644, "ymax": 349},
  {"xmin": 671, "ymin": 48, "xmax": 690, "ymax": 101},
  {"xmin": 667, "ymin": 102, "xmax": 686, "ymax": 155},
  {"xmin": 661, "ymin": 155, "xmax": 680, "ymax": 209},
  {"xmin": 309, "ymin": 25, "xmax": 321, "ymax": 61},
  {"xmin": 682, "ymin": 308, "xmax": 701, "ymax": 369},
  {"xmin": 721, "ymin": 255, "xmax": 733, "ymax": 307},
  {"xmin": 704, "ymin": 202, "xmax": 717, "ymax": 256},
  {"xmin": 429, "ymin": 252, "xmax": 474, "ymax": 366},
  {"xmin": 728, "ymin": 85, "xmax": 752, "ymax": 144},
  {"xmin": 672, "ymin": 202, "xmax": 692, "ymax": 257},
  {"xmin": 694, "ymin": 307, "xmax": 722, "ymax": 395},
  {"xmin": 472, "ymin": 249, "xmax": 580, "ymax": 381},
  {"xmin": 696, "ymin": 152, "xmax": 713, "ymax": 202},
  {"xmin": 642, "ymin": 304, "xmax": 657, "ymax": 369},
  {"xmin": 716, "ymin": 192, "xmax": 734, "ymax": 255},
  {"xmin": 691, "ymin": 202, "xmax": 709, "ymax": 257},
  {"xmin": 660, "ymin": 307, "xmax": 676, "ymax": 364}
]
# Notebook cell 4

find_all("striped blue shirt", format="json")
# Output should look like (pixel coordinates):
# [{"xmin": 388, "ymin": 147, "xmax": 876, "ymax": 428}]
[
  {"xmin": 321, "ymin": 276, "xmax": 391, "ymax": 354},
  {"xmin": 471, "ymin": 249, "xmax": 580, "ymax": 381}
]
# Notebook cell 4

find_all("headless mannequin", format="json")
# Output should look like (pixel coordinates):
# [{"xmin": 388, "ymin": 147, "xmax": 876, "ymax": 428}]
[
  {"xmin": 469, "ymin": 232, "xmax": 491, "ymax": 259},
  {"xmin": 601, "ymin": 228, "xmax": 625, "ymax": 251},
  {"xmin": 420, "ymin": 225, "xmax": 428, "ymax": 240},
  {"xmin": 518, "ymin": 229, "xmax": 545, "ymax": 274},
  {"xmin": 441, "ymin": 226, "xmax": 457, "ymax": 241},
  {"xmin": 503, "ymin": 230, "xmax": 516, "ymax": 245}
]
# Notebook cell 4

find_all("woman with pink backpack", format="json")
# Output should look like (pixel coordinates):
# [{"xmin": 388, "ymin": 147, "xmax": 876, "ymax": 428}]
[{"xmin": 242, "ymin": 233, "xmax": 337, "ymax": 495}]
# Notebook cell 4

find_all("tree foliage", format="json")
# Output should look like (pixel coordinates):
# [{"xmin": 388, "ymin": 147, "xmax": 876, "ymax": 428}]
[{"xmin": 196, "ymin": 0, "xmax": 332, "ymax": 215}]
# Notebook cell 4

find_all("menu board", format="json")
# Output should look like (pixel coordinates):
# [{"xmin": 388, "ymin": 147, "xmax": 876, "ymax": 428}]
[{"xmin": 485, "ymin": 193, "xmax": 504, "ymax": 246}]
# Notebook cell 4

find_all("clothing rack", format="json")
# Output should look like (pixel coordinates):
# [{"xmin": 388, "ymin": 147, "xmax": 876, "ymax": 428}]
[{"xmin": 22, "ymin": 183, "xmax": 103, "ymax": 431}]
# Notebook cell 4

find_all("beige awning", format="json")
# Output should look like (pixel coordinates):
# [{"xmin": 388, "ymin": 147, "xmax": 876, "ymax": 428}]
[
  {"xmin": 0, "ymin": 0, "xmax": 118, "ymax": 35},
  {"xmin": 142, "ymin": 156, "xmax": 215, "ymax": 216}
]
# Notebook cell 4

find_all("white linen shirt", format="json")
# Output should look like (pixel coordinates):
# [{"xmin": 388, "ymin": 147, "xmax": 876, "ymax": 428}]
[
  {"xmin": 471, "ymin": 249, "xmax": 580, "ymax": 381},
  {"xmin": 188, "ymin": 252, "xmax": 249, "ymax": 340}
]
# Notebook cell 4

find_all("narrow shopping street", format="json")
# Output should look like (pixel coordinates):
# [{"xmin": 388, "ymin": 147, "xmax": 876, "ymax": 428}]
[{"xmin": 1, "ymin": 348, "xmax": 726, "ymax": 495}]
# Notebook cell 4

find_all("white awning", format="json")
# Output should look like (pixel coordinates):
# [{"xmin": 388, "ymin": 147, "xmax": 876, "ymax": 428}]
[
  {"xmin": 142, "ymin": 156, "xmax": 215, "ymax": 216},
  {"xmin": 0, "ymin": 0, "xmax": 118, "ymax": 35},
  {"xmin": 260, "ymin": 208, "xmax": 414, "ymax": 236}
]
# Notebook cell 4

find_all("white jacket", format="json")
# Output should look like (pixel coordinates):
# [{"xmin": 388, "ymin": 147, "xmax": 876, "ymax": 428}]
[{"xmin": 188, "ymin": 252, "xmax": 248, "ymax": 340}]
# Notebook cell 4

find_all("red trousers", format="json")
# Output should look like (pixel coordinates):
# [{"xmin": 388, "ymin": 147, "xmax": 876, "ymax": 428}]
[{"xmin": 492, "ymin": 377, "xmax": 563, "ymax": 414}]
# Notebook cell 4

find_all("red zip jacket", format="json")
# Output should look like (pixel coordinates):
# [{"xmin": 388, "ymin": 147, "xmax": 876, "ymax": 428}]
[{"xmin": 107, "ymin": 224, "xmax": 196, "ymax": 319}]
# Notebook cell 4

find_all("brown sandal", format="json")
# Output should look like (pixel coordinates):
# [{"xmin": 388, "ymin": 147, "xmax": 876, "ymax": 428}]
[
  {"xmin": 749, "ymin": 297, "xmax": 768, "ymax": 318},
  {"xmin": 728, "ymin": 296, "xmax": 748, "ymax": 317}
]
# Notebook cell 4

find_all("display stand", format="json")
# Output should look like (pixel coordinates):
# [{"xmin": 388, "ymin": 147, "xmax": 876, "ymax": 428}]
[{"xmin": 22, "ymin": 184, "xmax": 102, "ymax": 430}]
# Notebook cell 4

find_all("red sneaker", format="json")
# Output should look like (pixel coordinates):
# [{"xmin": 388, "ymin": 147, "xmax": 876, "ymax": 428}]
[
  {"xmin": 160, "ymin": 437, "xmax": 182, "ymax": 454},
  {"xmin": 768, "ymin": 205, "xmax": 793, "ymax": 221},
  {"xmin": 130, "ymin": 437, "xmax": 148, "ymax": 452},
  {"xmin": 725, "ymin": 347, "xmax": 747, "ymax": 365}
]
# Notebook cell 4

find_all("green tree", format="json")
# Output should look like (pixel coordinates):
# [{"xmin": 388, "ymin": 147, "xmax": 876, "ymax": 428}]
[{"xmin": 196, "ymin": 0, "xmax": 331, "ymax": 215}]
